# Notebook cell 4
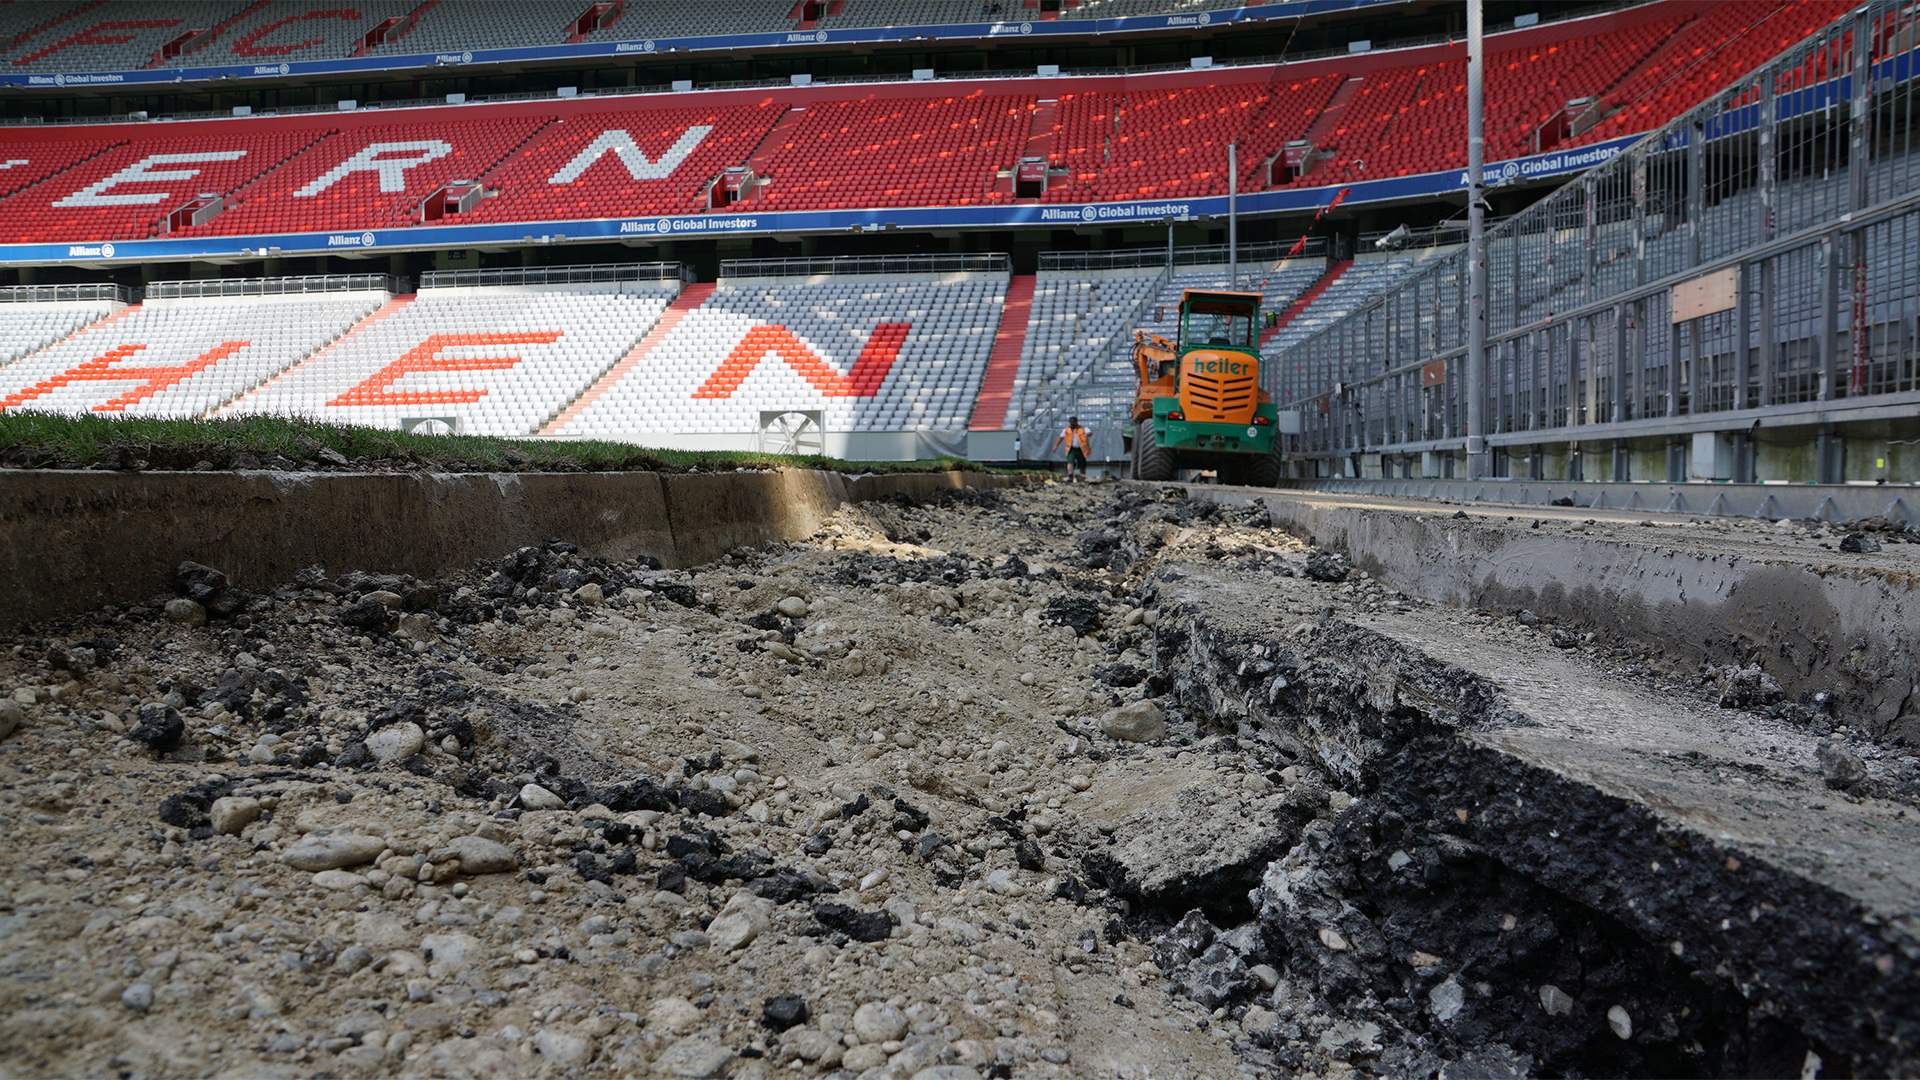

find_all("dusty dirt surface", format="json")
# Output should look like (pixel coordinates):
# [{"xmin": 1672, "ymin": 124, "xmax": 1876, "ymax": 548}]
[
  {"xmin": 5, "ymin": 478, "xmax": 1917, "ymax": 1079},
  {"xmin": 0, "ymin": 480, "xmax": 1292, "ymax": 1080}
]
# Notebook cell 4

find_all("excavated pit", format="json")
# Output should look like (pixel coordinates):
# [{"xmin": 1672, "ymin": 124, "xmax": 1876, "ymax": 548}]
[{"xmin": 1, "ymin": 477, "xmax": 1916, "ymax": 1079}]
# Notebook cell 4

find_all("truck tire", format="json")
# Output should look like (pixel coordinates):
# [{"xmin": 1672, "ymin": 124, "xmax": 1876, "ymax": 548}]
[
  {"xmin": 1134, "ymin": 418, "xmax": 1175, "ymax": 482},
  {"xmin": 1243, "ymin": 446, "xmax": 1282, "ymax": 487}
]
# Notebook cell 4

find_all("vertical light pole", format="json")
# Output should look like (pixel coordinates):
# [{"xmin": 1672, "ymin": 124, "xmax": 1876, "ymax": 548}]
[
  {"xmin": 1228, "ymin": 143, "xmax": 1239, "ymax": 283},
  {"xmin": 1465, "ymin": 0, "xmax": 1489, "ymax": 479}
]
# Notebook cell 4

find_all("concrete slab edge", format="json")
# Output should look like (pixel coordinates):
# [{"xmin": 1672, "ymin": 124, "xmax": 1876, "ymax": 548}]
[
  {"xmin": 1159, "ymin": 483, "xmax": 1920, "ymax": 741},
  {"xmin": 0, "ymin": 468, "xmax": 1023, "ymax": 632}
]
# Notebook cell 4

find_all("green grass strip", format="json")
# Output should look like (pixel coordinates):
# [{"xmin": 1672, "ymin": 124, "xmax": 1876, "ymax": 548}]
[{"xmin": 0, "ymin": 412, "xmax": 1009, "ymax": 475}]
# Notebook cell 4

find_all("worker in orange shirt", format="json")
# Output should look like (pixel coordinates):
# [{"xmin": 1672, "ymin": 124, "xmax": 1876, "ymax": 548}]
[{"xmin": 1053, "ymin": 416, "xmax": 1090, "ymax": 479}]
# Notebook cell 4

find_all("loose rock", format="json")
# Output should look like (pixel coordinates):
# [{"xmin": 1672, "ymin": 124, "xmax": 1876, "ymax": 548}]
[
  {"xmin": 442, "ymin": 834, "xmax": 517, "ymax": 874},
  {"xmin": 281, "ymin": 833, "xmax": 386, "ymax": 872},
  {"xmin": 208, "ymin": 796, "xmax": 261, "ymax": 835},
  {"xmin": 518, "ymin": 784, "xmax": 564, "ymax": 810},
  {"xmin": 657, "ymin": 1035, "xmax": 733, "ymax": 1078},
  {"xmin": 366, "ymin": 721, "xmax": 425, "ymax": 763},
  {"xmin": 853, "ymin": 1001, "xmax": 909, "ymax": 1044},
  {"xmin": 1101, "ymin": 699, "xmax": 1168, "ymax": 742}
]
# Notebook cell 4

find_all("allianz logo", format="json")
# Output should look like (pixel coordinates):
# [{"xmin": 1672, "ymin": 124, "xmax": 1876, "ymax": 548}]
[{"xmin": 67, "ymin": 243, "xmax": 115, "ymax": 257}]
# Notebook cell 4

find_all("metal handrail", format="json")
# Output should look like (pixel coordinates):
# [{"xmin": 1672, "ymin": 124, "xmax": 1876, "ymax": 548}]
[
  {"xmin": 145, "ymin": 274, "xmax": 395, "ymax": 298},
  {"xmin": 420, "ymin": 261, "xmax": 686, "ymax": 289},
  {"xmin": 1038, "ymin": 237, "xmax": 1327, "ymax": 272},
  {"xmin": 0, "ymin": 283, "xmax": 133, "ymax": 303},
  {"xmin": 719, "ymin": 253, "xmax": 1010, "ymax": 278}
]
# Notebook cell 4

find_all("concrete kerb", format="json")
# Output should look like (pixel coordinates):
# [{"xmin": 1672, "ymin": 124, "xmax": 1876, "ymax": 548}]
[
  {"xmin": 1151, "ymin": 482, "xmax": 1920, "ymax": 740},
  {"xmin": 0, "ymin": 468, "xmax": 1025, "ymax": 632}
]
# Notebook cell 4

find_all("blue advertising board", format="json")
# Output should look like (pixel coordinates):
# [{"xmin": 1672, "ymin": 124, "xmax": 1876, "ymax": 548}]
[
  {"xmin": 0, "ymin": 135, "xmax": 1642, "ymax": 267},
  {"xmin": 0, "ymin": 0, "xmax": 1405, "ymax": 90}
]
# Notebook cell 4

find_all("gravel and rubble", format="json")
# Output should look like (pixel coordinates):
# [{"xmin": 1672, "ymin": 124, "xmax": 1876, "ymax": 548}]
[
  {"xmin": 0, "ymin": 480, "xmax": 1310, "ymax": 1080},
  {"xmin": 4, "ymin": 478, "xmax": 1917, "ymax": 1079}
]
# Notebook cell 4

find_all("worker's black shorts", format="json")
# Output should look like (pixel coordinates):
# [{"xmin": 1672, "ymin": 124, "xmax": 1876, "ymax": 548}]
[{"xmin": 1068, "ymin": 449, "xmax": 1087, "ymax": 468}]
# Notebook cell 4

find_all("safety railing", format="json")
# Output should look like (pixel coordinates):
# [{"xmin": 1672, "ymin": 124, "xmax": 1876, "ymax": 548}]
[
  {"xmin": 1273, "ymin": 0, "xmax": 1920, "ymax": 484},
  {"xmin": 719, "ymin": 253, "xmax": 1010, "ymax": 278},
  {"xmin": 420, "ymin": 261, "xmax": 689, "ymax": 289},
  {"xmin": 1017, "ymin": 384, "xmax": 1137, "ymax": 462},
  {"xmin": 145, "ymin": 274, "xmax": 396, "ymax": 298},
  {"xmin": 0, "ymin": 283, "xmax": 134, "ymax": 304},
  {"xmin": 1038, "ymin": 237, "xmax": 1326, "ymax": 273}
]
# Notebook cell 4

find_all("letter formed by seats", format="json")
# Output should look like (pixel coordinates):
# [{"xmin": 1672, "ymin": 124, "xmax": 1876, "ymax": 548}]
[
  {"xmin": 692, "ymin": 323, "xmax": 909, "ymax": 400},
  {"xmin": 55, "ymin": 152, "xmax": 249, "ymax": 207},
  {"xmin": 547, "ymin": 127, "xmax": 713, "ymax": 184},
  {"xmin": 230, "ymin": 8, "xmax": 354, "ymax": 57},
  {"xmin": 0, "ymin": 341, "xmax": 248, "ymax": 412},
  {"xmin": 296, "ymin": 142, "xmax": 453, "ymax": 196},
  {"xmin": 13, "ymin": 19, "xmax": 179, "ymax": 66},
  {"xmin": 327, "ymin": 332, "xmax": 561, "ymax": 407}
]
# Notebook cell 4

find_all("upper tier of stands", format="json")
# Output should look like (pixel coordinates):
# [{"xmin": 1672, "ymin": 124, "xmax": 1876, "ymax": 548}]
[
  {"xmin": 460, "ymin": 104, "xmax": 783, "ymax": 224},
  {"xmin": 176, "ymin": 117, "xmax": 549, "ymax": 237},
  {"xmin": 0, "ymin": 1, "xmax": 1871, "ymax": 239},
  {"xmin": 1298, "ymin": 0, "xmax": 1858, "ymax": 182},
  {"xmin": 0, "ymin": 0, "xmax": 1308, "ymax": 71},
  {"xmin": 740, "ymin": 94, "xmax": 1031, "ymax": 212}
]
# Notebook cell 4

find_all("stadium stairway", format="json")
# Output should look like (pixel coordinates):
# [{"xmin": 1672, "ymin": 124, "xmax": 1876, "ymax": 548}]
[
  {"xmin": 1025, "ymin": 99, "xmax": 1059, "ymax": 161},
  {"xmin": 734, "ymin": 107, "xmax": 804, "ymax": 204},
  {"xmin": 539, "ymin": 282, "xmax": 712, "ymax": 435},
  {"xmin": 150, "ymin": 0, "xmax": 269, "ymax": 67},
  {"xmin": 1293, "ymin": 77, "xmax": 1361, "ymax": 181},
  {"xmin": 374, "ymin": 0, "xmax": 444, "ymax": 55},
  {"xmin": 166, "ymin": 133, "xmax": 332, "ymax": 238},
  {"xmin": 239, "ymin": 292, "xmax": 414, "ymax": 408},
  {"xmin": 968, "ymin": 274, "xmax": 1034, "ymax": 431},
  {"xmin": 1262, "ymin": 260, "xmax": 1348, "ymax": 346}
]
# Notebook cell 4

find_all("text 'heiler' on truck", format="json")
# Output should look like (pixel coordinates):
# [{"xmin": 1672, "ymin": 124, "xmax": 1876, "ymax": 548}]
[{"xmin": 1126, "ymin": 288, "xmax": 1283, "ymax": 486}]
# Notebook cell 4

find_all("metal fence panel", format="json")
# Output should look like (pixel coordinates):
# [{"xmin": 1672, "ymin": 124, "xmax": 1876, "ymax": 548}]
[{"xmin": 1271, "ymin": 0, "xmax": 1920, "ymax": 464}]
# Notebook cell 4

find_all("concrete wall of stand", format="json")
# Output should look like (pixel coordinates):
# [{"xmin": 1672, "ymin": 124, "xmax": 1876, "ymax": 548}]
[
  {"xmin": 0, "ymin": 469, "xmax": 1019, "ymax": 632},
  {"xmin": 1169, "ymin": 485, "xmax": 1920, "ymax": 742}
]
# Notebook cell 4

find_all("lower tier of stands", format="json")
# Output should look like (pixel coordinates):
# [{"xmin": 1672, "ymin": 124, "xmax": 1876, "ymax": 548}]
[{"xmin": 0, "ymin": 253, "xmax": 1494, "ymax": 439}]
